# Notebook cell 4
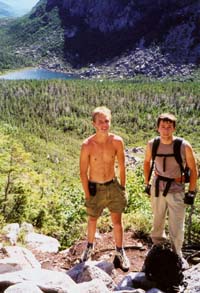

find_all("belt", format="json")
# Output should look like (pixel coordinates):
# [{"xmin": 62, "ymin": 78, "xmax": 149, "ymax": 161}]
[
  {"xmin": 154, "ymin": 172, "xmax": 183, "ymax": 183},
  {"xmin": 96, "ymin": 178, "xmax": 115, "ymax": 186},
  {"xmin": 154, "ymin": 174, "xmax": 184, "ymax": 197},
  {"xmin": 174, "ymin": 177, "xmax": 184, "ymax": 183}
]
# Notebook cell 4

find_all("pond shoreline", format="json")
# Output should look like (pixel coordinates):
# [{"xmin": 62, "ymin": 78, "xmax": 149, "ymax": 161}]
[{"xmin": 0, "ymin": 67, "xmax": 79, "ymax": 80}]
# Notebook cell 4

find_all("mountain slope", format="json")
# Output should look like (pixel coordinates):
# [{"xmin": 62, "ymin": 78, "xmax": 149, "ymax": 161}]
[
  {"xmin": 0, "ymin": 0, "xmax": 65, "ymax": 70},
  {"xmin": 0, "ymin": 0, "xmax": 200, "ymax": 77}
]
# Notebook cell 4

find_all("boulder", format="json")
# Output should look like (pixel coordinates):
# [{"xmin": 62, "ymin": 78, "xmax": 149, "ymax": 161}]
[
  {"xmin": 78, "ymin": 278, "xmax": 110, "ymax": 293},
  {"xmin": 67, "ymin": 261, "xmax": 116, "ymax": 291},
  {"xmin": 2, "ymin": 224, "xmax": 20, "ymax": 246},
  {"xmin": 0, "ymin": 268, "xmax": 77, "ymax": 292},
  {"xmin": 25, "ymin": 232, "xmax": 60, "ymax": 253},
  {"xmin": 4, "ymin": 281, "xmax": 43, "ymax": 293}
]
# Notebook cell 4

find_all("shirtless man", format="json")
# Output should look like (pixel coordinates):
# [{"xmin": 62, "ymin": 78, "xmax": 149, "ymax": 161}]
[{"xmin": 79, "ymin": 106, "xmax": 130, "ymax": 271}]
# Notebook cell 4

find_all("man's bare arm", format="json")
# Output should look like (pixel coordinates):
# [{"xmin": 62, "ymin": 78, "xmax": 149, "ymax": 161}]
[
  {"xmin": 80, "ymin": 142, "xmax": 90, "ymax": 199},
  {"xmin": 185, "ymin": 144, "xmax": 198, "ymax": 192},
  {"xmin": 143, "ymin": 142, "xmax": 152, "ymax": 185},
  {"xmin": 116, "ymin": 138, "xmax": 126, "ymax": 187}
]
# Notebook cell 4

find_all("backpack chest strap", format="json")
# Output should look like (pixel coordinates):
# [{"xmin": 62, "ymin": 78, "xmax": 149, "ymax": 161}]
[{"xmin": 155, "ymin": 153, "xmax": 174, "ymax": 172}]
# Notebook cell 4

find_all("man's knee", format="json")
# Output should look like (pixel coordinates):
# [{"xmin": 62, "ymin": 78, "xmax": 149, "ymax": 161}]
[{"xmin": 88, "ymin": 216, "xmax": 98, "ymax": 223}]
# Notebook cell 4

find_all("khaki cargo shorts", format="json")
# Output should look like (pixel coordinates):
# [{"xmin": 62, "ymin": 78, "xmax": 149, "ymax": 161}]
[{"xmin": 85, "ymin": 178, "xmax": 127, "ymax": 218}]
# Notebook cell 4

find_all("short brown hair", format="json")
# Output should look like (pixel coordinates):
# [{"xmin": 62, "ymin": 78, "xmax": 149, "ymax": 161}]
[
  {"xmin": 92, "ymin": 106, "xmax": 111, "ymax": 122},
  {"xmin": 157, "ymin": 113, "xmax": 177, "ymax": 128}
]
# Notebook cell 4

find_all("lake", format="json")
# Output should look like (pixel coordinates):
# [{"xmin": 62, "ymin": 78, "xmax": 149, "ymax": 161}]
[{"xmin": 0, "ymin": 68, "xmax": 77, "ymax": 80}]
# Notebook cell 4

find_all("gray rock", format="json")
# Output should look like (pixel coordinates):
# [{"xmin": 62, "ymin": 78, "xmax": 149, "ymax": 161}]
[
  {"xmin": 183, "ymin": 263, "xmax": 200, "ymax": 293},
  {"xmin": 20, "ymin": 222, "xmax": 34, "ymax": 234},
  {"xmin": 3, "ymin": 224, "xmax": 20, "ymax": 245},
  {"xmin": 67, "ymin": 260, "xmax": 114, "ymax": 282},
  {"xmin": 95, "ymin": 260, "xmax": 114, "ymax": 276},
  {"xmin": 0, "ymin": 258, "xmax": 24, "ymax": 274},
  {"xmin": 4, "ymin": 281, "xmax": 43, "ymax": 293},
  {"xmin": 0, "ymin": 246, "xmax": 41, "ymax": 274},
  {"xmin": 0, "ymin": 268, "xmax": 77, "ymax": 292},
  {"xmin": 67, "ymin": 261, "xmax": 116, "ymax": 290},
  {"xmin": 116, "ymin": 272, "xmax": 156, "ymax": 291},
  {"xmin": 25, "ymin": 232, "xmax": 60, "ymax": 253},
  {"xmin": 78, "ymin": 278, "xmax": 110, "ymax": 293}
]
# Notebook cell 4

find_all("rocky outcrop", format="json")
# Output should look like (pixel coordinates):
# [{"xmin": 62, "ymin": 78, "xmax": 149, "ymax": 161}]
[
  {"xmin": 0, "ymin": 222, "xmax": 200, "ymax": 292},
  {"xmin": 76, "ymin": 47, "xmax": 195, "ymax": 80},
  {"xmin": 0, "ymin": 245, "xmax": 200, "ymax": 293},
  {"xmin": 3, "ymin": 223, "xmax": 60, "ymax": 253},
  {"xmin": 44, "ymin": 0, "xmax": 200, "ymax": 67}
]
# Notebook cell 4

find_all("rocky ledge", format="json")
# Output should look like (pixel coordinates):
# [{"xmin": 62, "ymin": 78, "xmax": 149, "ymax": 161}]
[
  {"xmin": 0, "ymin": 245, "xmax": 200, "ymax": 293},
  {"xmin": 0, "ymin": 222, "xmax": 200, "ymax": 293}
]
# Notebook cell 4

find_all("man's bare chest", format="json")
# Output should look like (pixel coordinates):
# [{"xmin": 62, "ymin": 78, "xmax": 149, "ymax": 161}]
[{"xmin": 90, "ymin": 143, "xmax": 116, "ymax": 162}]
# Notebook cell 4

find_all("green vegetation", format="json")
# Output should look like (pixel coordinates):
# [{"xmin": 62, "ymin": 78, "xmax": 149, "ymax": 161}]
[
  {"xmin": 0, "ymin": 3, "xmax": 64, "ymax": 71},
  {"xmin": 0, "ymin": 79, "xmax": 199, "ymax": 248}
]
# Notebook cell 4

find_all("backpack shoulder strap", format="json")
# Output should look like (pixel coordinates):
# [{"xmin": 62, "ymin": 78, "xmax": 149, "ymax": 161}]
[
  {"xmin": 148, "ymin": 137, "xmax": 160, "ymax": 182},
  {"xmin": 152, "ymin": 136, "xmax": 160, "ymax": 161},
  {"xmin": 173, "ymin": 138, "xmax": 184, "ymax": 171}
]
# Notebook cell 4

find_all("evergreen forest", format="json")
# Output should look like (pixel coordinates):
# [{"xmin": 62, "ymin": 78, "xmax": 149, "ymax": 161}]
[{"xmin": 0, "ymin": 79, "xmax": 199, "ymax": 248}]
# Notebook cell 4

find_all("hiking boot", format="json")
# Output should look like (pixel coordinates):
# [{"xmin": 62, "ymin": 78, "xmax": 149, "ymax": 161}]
[
  {"xmin": 113, "ymin": 249, "xmax": 130, "ymax": 272},
  {"xmin": 80, "ymin": 246, "xmax": 94, "ymax": 262}
]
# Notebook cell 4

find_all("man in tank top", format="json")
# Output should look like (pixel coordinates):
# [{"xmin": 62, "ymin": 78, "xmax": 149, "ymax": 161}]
[{"xmin": 143, "ymin": 113, "xmax": 198, "ymax": 267}]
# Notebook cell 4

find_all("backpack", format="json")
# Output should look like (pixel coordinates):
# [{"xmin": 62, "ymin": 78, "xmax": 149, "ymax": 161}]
[
  {"xmin": 144, "ymin": 244, "xmax": 184, "ymax": 292},
  {"xmin": 148, "ymin": 137, "xmax": 190, "ymax": 183}
]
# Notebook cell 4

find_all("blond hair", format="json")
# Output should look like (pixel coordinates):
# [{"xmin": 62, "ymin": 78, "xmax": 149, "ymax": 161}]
[{"xmin": 92, "ymin": 106, "xmax": 111, "ymax": 122}]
